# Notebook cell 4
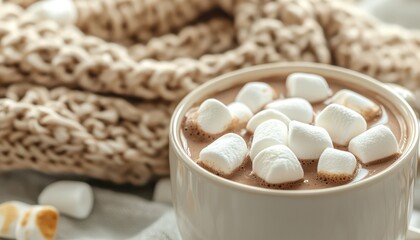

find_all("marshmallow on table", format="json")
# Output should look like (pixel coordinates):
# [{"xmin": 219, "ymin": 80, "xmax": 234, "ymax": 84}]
[
  {"xmin": 246, "ymin": 109, "xmax": 290, "ymax": 133},
  {"xmin": 228, "ymin": 102, "xmax": 253, "ymax": 124},
  {"xmin": 331, "ymin": 89, "xmax": 381, "ymax": 121},
  {"xmin": 0, "ymin": 201, "xmax": 30, "ymax": 239},
  {"xmin": 153, "ymin": 178, "xmax": 172, "ymax": 205},
  {"xmin": 315, "ymin": 103, "xmax": 367, "ymax": 146},
  {"xmin": 286, "ymin": 73, "xmax": 332, "ymax": 103},
  {"xmin": 196, "ymin": 98, "xmax": 233, "ymax": 135},
  {"xmin": 38, "ymin": 181, "xmax": 94, "ymax": 219},
  {"xmin": 265, "ymin": 98, "xmax": 313, "ymax": 124},
  {"xmin": 16, "ymin": 206, "xmax": 59, "ymax": 240},
  {"xmin": 249, "ymin": 119, "xmax": 288, "ymax": 160},
  {"xmin": 288, "ymin": 121, "xmax": 333, "ymax": 160},
  {"xmin": 199, "ymin": 133, "xmax": 247, "ymax": 175},
  {"xmin": 317, "ymin": 148, "xmax": 358, "ymax": 183},
  {"xmin": 235, "ymin": 82, "xmax": 275, "ymax": 113},
  {"xmin": 253, "ymin": 145, "xmax": 304, "ymax": 185},
  {"xmin": 27, "ymin": 0, "xmax": 77, "ymax": 25},
  {"xmin": 349, "ymin": 125, "xmax": 399, "ymax": 164}
]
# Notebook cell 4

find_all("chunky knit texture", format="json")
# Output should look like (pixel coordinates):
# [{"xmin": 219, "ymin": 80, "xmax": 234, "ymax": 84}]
[{"xmin": 0, "ymin": 0, "xmax": 418, "ymax": 185}]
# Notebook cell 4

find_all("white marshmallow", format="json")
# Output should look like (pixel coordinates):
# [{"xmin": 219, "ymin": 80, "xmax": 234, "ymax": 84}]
[
  {"xmin": 16, "ymin": 206, "xmax": 59, "ymax": 240},
  {"xmin": 197, "ymin": 99, "xmax": 233, "ymax": 135},
  {"xmin": 253, "ymin": 145, "xmax": 304, "ymax": 184},
  {"xmin": 153, "ymin": 178, "xmax": 172, "ymax": 205},
  {"xmin": 286, "ymin": 73, "xmax": 332, "ymax": 103},
  {"xmin": 38, "ymin": 181, "xmax": 94, "ymax": 219},
  {"xmin": 331, "ymin": 89, "xmax": 381, "ymax": 121},
  {"xmin": 265, "ymin": 98, "xmax": 313, "ymax": 123},
  {"xmin": 199, "ymin": 133, "xmax": 247, "ymax": 175},
  {"xmin": 0, "ymin": 201, "xmax": 30, "ymax": 239},
  {"xmin": 246, "ymin": 109, "xmax": 291, "ymax": 133},
  {"xmin": 288, "ymin": 121, "xmax": 333, "ymax": 160},
  {"xmin": 315, "ymin": 103, "xmax": 367, "ymax": 146},
  {"xmin": 235, "ymin": 82, "xmax": 275, "ymax": 113},
  {"xmin": 348, "ymin": 125, "xmax": 399, "ymax": 164},
  {"xmin": 27, "ymin": 0, "xmax": 77, "ymax": 25},
  {"xmin": 317, "ymin": 148, "xmax": 358, "ymax": 181},
  {"xmin": 249, "ymin": 120, "xmax": 288, "ymax": 160},
  {"xmin": 227, "ymin": 102, "xmax": 253, "ymax": 124}
]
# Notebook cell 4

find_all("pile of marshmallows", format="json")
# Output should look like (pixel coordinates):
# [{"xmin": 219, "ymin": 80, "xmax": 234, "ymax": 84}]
[
  {"xmin": 0, "ymin": 181, "xmax": 94, "ymax": 240},
  {"xmin": 191, "ymin": 73, "xmax": 400, "ymax": 185}
]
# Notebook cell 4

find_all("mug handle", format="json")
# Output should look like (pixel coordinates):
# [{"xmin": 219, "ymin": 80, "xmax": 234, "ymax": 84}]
[{"xmin": 407, "ymin": 227, "xmax": 420, "ymax": 240}]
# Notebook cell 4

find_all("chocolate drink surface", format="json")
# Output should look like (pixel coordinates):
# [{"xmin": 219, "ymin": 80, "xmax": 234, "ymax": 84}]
[{"xmin": 181, "ymin": 74, "xmax": 407, "ymax": 190}]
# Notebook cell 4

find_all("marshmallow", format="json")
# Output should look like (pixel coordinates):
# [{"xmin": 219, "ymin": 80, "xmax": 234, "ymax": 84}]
[
  {"xmin": 197, "ymin": 98, "xmax": 233, "ymax": 135},
  {"xmin": 235, "ymin": 82, "xmax": 275, "ymax": 113},
  {"xmin": 331, "ymin": 89, "xmax": 381, "ymax": 121},
  {"xmin": 286, "ymin": 73, "xmax": 332, "ymax": 102},
  {"xmin": 249, "ymin": 120, "xmax": 288, "ymax": 160},
  {"xmin": 348, "ymin": 125, "xmax": 399, "ymax": 164},
  {"xmin": 253, "ymin": 145, "xmax": 304, "ymax": 184},
  {"xmin": 153, "ymin": 178, "xmax": 172, "ymax": 205},
  {"xmin": 38, "ymin": 181, "xmax": 94, "ymax": 219},
  {"xmin": 227, "ymin": 102, "xmax": 253, "ymax": 124},
  {"xmin": 0, "ymin": 201, "xmax": 30, "ymax": 239},
  {"xmin": 288, "ymin": 121, "xmax": 333, "ymax": 160},
  {"xmin": 27, "ymin": 0, "xmax": 77, "ymax": 25},
  {"xmin": 16, "ymin": 206, "xmax": 59, "ymax": 240},
  {"xmin": 199, "ymin": 133, "xmax": 247, "ymax": 175},
  {"xmin": 265, "ymin": 98, "xmax": 313, "ymax": 123},
  {"xmin": 246, "ymin": 109, "xmax": 291, "ymax": 133},
  {"xmin": 315, "ymin": 103, "xmax": 367, "ymax": 146},
  {"xmin": 317, "ymin": 148, "xmax": 358, "ymax": 183}
]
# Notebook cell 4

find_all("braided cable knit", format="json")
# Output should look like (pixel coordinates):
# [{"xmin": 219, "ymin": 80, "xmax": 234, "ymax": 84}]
[{"xmin": 0, "ymin": 0, "xmax": 418, "ymax": 184}]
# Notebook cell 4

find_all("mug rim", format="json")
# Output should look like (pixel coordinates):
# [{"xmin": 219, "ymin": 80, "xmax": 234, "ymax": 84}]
[{"xmin": 169, "ymin": 62, "xmax": 419, "ymax": 196}]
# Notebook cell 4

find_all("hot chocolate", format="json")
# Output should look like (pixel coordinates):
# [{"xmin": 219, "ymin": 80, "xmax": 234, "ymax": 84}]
[{"xmin": 180, "ymin": 73, "xmax": 407, "ymax": 190}]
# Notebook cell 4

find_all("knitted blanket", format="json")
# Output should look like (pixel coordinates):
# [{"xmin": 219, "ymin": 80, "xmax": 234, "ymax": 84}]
[{"xmin": 0, "ymin": 0, "xmax": 418, "ymax": 185}]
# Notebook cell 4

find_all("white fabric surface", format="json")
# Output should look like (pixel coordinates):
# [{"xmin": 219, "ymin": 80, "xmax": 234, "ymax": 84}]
[{"xmin": 0, "ymin": 171, "xmax": 181, "ymax": 240}]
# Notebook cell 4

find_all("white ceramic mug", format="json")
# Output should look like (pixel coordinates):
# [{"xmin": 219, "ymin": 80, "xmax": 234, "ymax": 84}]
[{"xmin": 169, "ymin": 63, "xmax": 419, "ymax": 240}]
